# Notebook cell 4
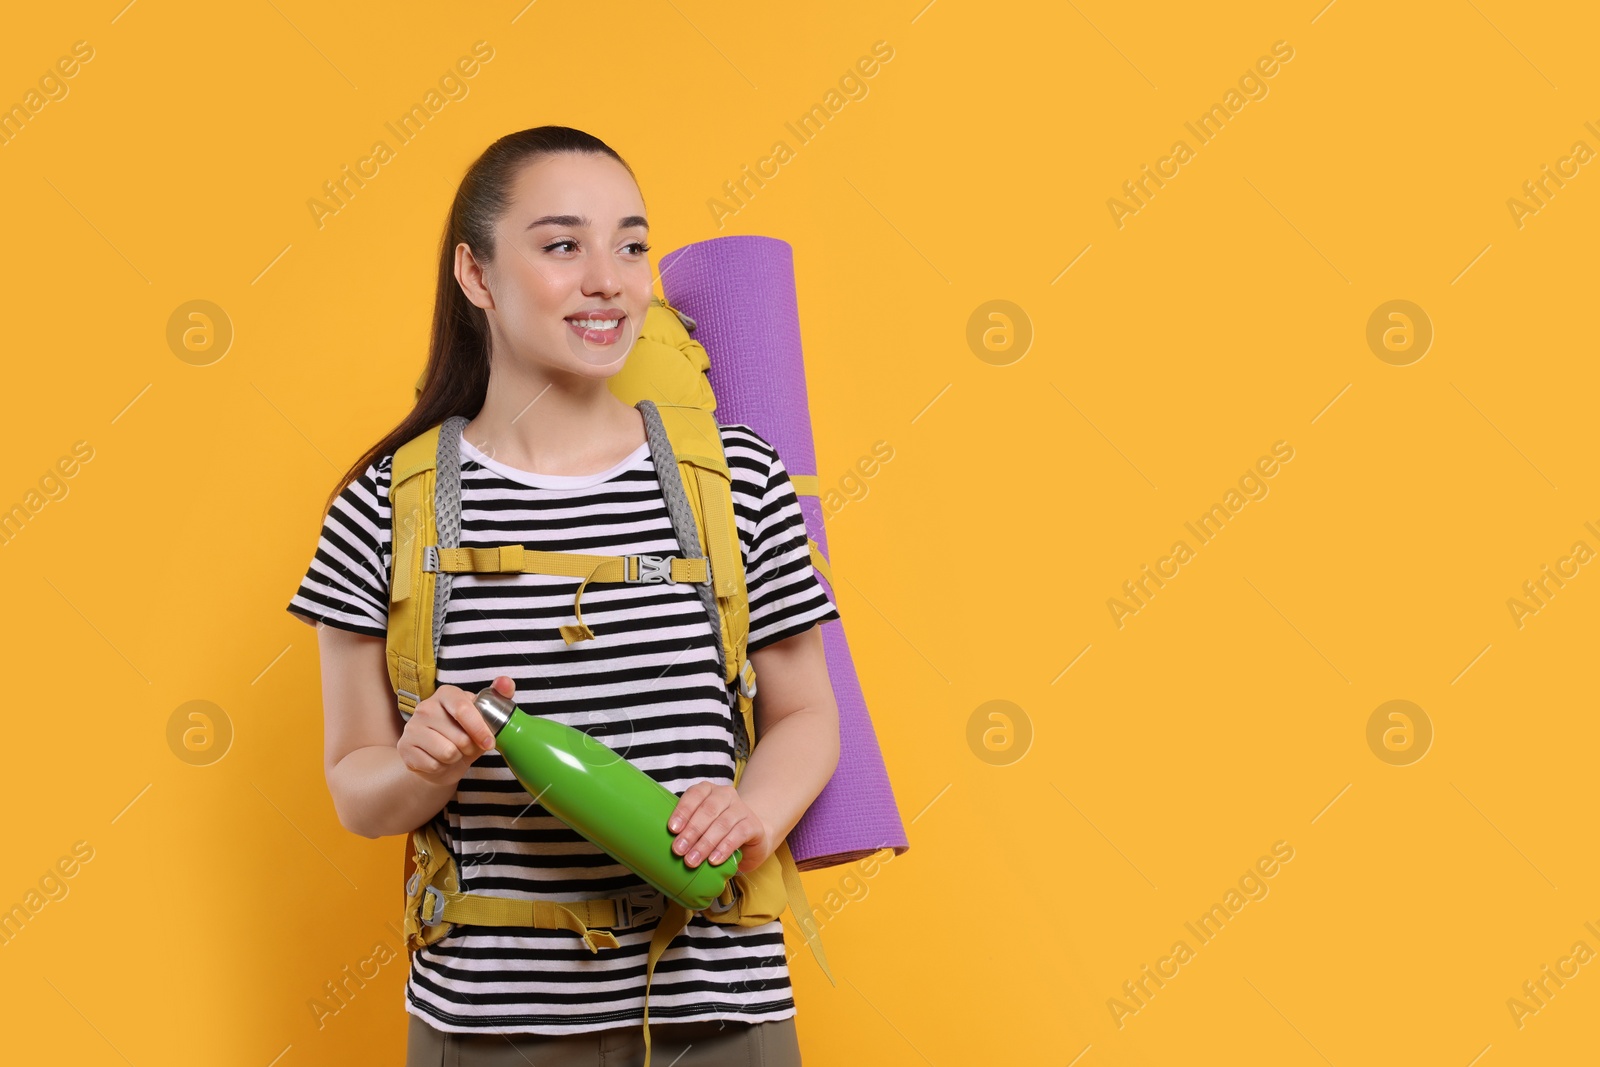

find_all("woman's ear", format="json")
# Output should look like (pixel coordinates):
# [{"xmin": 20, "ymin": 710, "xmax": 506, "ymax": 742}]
[{"xmin": 455, "ymin": 242, "xmax": 495, "ymax": 310}]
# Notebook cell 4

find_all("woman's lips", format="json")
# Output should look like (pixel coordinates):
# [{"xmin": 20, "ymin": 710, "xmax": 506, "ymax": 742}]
[{"xmin": 565, "ymin": 315, "xmax": 625, "ymax": 345}]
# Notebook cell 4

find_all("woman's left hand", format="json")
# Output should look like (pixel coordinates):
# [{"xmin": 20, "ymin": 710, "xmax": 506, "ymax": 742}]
[{"xmin": 668, "ymin": 782, "xmax": 773, "ymax": 875}]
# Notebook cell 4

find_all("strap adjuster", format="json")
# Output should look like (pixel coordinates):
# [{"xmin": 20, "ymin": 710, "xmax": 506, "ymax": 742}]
[
  {"xmin": 705, "ymin": 884, "xmax": 739, "ymax": 914},
  {"xmin": 624, "ymin": 554, "xmax": 673, "ymax": 584},
  {"xmin": 420, "ymin": 884, "xmax": 447, "ymax": 927},
  {"xmin": 422, "ymin": 545, "xmax": 439, "ymax": 573},
  {"xmin": 610, "ymin": 885, "xmax": 667, "ymax": 929}
]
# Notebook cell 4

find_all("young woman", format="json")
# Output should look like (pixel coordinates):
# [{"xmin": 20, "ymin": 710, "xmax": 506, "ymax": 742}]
[{"xmin": 286, "ymin": 125, "xmax": 841, "ymax": 1066}]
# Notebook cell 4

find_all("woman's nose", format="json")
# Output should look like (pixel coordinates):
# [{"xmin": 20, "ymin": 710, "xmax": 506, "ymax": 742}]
[{"xmin": 582, "ymin": 255, "xmax": 622, "ymax": 296}]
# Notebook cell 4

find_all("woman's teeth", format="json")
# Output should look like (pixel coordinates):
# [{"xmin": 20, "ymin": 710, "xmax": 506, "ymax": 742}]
[{"xmin": 568, "ymin": 318, "xmax": 619, "ymax": 330}]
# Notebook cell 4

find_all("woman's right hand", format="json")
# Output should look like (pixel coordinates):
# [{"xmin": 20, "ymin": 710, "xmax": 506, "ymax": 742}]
[{"xmin": 398, "ymin": 675, "xmax": 513, "ymax": 784}]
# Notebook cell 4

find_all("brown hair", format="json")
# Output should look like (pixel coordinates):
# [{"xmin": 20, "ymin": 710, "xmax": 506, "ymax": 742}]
[{"xmin": 321, "ymin": 125, "xmax": 637, "ymax": 516}]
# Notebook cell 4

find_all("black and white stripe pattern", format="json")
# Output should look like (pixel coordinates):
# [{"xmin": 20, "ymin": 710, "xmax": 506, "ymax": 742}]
[{"xmin": 287, "ymin": 423, "xmax": 841, "ymax": 1033}]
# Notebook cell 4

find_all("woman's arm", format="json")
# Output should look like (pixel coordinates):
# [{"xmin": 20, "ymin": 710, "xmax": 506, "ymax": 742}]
[
  {"xmin": 737, "ymin": 623, "xmax": 841, "ymax": 842},
  {"xmin": 668, "ymin": 623, "xmax": 840, "ymax": 871},
  {"xmin": 313, "ymin": 621, "xmax": 474, "ymax": 838}
]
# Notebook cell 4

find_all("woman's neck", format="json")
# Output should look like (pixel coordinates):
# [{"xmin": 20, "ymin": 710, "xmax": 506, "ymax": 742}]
[{"xmin": 463, "ymin": 372, "xmax": 645, "ymax": 478}]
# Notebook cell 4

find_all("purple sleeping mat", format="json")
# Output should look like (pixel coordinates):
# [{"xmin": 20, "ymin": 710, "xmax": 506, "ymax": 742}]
[{"xmin": 660, "ymin": 235, "xmax": 909, "ymax": 871}]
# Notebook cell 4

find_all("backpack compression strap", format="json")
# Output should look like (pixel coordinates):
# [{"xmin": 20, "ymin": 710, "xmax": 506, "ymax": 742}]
[
  {"xmin": 426, "ymin": 545, "xmax": 710, "ymax": 645},
  {"xmin": 777, "ymin": 474, "xmax": 836, "ymax": 591}
]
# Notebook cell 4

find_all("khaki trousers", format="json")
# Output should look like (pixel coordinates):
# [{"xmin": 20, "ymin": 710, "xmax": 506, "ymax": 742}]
[{"xmin": 405, "ymin": 1011, "xmax": 803, "ymax": 1067}]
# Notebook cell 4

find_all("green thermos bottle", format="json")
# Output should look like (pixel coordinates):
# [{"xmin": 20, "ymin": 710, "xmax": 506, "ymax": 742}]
[{"xmin": 471, "ymin": 685, "xmax": 741, "ymax": 911}]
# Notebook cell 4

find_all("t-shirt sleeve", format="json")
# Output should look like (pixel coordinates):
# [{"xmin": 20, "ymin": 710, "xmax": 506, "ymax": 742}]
[
  {"xmin": 285, "ymin": 456, "xmax": 393, "ymax": 640},
  {"xmin": 726, "ymin": 426, "xmax": 841, "ymax": 653}
]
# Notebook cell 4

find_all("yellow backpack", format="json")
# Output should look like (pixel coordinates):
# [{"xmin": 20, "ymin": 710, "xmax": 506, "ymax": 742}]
[{"xmin": 388, "ymin": 296, "xmax": 833, "ymax": 1062}]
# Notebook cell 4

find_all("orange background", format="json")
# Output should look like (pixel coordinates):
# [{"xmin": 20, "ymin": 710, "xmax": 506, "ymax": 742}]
[{"xmin": 2, "ymin": 2, "xmax": 1598, "ymax": 1064}]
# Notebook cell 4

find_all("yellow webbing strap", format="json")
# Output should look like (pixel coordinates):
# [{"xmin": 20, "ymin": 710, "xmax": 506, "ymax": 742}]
[
  {"xmin": 641, "ymin": 900, "xmax": 693, "ymax": 1067},
  {"xmin": 636, "ymin": 849, "xmax": 832, "ymax": 1067},
  {"xmin": 777, "ymin": 839, "xmax": 834, "ymax": 986},
  {"xmin": 759, "ymin": 470, "xmax": 833, "ymax": 591},
  {"xmin": 557, "ymin": 561, "xmax": 606, "ymax": 645},
  {"xmin": 429, "ymin": 546, "xmax": 710, "ymax": 645},
  {"xmin": 432, "ymin": 546, "xmax": 708, "ymax": 584},
  {"xmin": 436, "ymin": 892, "xmax": 622, "ymax": 954},
  {"xmin": 806, "ymin": 538, "xmax": 833, "ymax": 589}
]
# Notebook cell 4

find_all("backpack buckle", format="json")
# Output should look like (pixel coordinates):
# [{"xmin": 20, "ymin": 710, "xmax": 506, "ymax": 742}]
[
  {"xmin": 625, "ymin": 554, "xmax": 673, "ymax": 584},
  {"xmin": 610, "ymin": 885, "xmax": 667, "ymax": 929},
  {"xmin": 419, "ymin": 884, "xmax": 447, "ymax": 927}
]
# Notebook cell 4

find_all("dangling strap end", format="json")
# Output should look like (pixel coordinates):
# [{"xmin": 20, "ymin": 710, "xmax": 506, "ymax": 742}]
[
  {"xmin": 778, "ymin": 840, "xmax": 837, "ymax": 986},
  {"xmin": 559, "ymin": 563, "xmax": 604, "ymax": 645},
  {"xmin": 560, "ymin": 623, "xmax": 596, "ymax": 644},
  {"xmin": 581, "ymin": 928, "xmax": 620, "ymax": 953}
]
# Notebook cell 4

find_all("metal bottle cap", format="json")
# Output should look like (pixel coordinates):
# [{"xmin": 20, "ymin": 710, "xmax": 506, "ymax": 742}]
[{"xmin": 472, "ymin": 686, "xmax": 515, "ymax": 735}]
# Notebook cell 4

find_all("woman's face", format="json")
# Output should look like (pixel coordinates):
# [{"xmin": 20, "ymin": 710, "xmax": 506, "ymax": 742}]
[{"xmin": 466, "ymin": 151, "xmax": 653, "ymax": 379}]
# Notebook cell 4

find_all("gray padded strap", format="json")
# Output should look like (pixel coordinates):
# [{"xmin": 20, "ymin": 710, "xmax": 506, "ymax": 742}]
[
  {"xmin": 432, "ymin": 415, "xmax": 469, "ymax": 665},
  {"xmin": 426, "ymin": 415, "xmax": 468, "ymax": 867},
  {"xmin": 636, "ymin": 399, "xmax": 749, "ymax": 762}
]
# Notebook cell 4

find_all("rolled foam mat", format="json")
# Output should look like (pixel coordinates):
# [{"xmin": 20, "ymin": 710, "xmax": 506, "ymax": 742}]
[{"xmin": 660, "ymin": 235, "xmax": 909, "ymax": 871}]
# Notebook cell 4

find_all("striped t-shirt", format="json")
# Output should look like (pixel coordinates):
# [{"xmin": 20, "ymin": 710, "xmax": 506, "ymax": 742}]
[{"xmin": 285, "ymin": 421, "xmax": 841, "ymax": 1035}]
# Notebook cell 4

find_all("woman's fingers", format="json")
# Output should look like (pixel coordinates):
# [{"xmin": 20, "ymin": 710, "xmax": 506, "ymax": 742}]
[
  {"xmin": 667, "ymin": 781, "xmax": 713, "ymax": 835},
  {"xmin": 402, "ymin": 747, "xmax": 444, "ymax": 775},
  {"xmin": 398, "ymin": 684, "xmax": 497, "ymax": 780},
  {"xmin": 425, "ymin": 704, "xmax": 476, "ymax": 754},
  {"xmin": 443, "ymin": 691, "xmax": 496, "ymax": 750},
  {"xmin": 674, "ymin": 788, "xmax": 736, "ymax": 865},
  {"xmin": 417, "ymin": 726, "xmax": 473, "ymax": 767},
  {"xmin": 400, "ymin": 730, "xmax": 452, "ymax": 773},
  {"xmin": 706, "ymin": 818, "xmax": 760, "ymax": 866}
]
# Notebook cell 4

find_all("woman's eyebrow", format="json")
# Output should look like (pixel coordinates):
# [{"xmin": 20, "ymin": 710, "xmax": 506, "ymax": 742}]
[{"xmin": 526, "ymin": 214, "xmax": 649, "ymax": 231}]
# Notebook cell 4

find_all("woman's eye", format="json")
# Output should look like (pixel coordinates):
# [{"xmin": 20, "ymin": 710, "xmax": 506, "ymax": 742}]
[{"xmin": 541, "ymin": 240, "xmax": 649, "ymax": 255}]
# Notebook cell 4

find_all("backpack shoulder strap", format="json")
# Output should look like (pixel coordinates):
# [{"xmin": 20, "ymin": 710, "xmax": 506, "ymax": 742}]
[
  {"xmin": 387, "ymin": 415, "xmax": 469, "ymax": 718},
  {"xmin": 636, "ymin": 399, "xmax": 757, "ymax": 775}
]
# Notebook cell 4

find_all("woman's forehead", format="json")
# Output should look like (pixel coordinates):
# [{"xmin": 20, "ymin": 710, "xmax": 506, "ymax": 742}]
[{"xmin": 509, "ymin": 154, "xmax": 644, "ymax": 220}]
